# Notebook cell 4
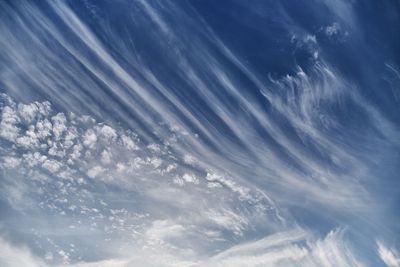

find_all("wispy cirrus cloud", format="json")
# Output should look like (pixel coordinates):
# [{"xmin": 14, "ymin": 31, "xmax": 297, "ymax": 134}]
[{"xmin": 0, "ymin": 0, "xmax": 399, "ymax": 266}]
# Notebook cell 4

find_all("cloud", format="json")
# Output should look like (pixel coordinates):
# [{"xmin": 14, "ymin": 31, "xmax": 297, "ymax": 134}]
[
  {"xmin": 0, "ymin": 94, "xmax": 280, "ymax": 265},
  {"xmin": 0, "ymin": 229, "xmax": 365, "ymax": 267},
  {"xmin": 0, "ymin": 237, "xmax": 48, "ymax": 267},
  {"xmin": 198, "ymin": 229, "xmax": 365, "ymax": 267},
  {"xmin": 325, "ymin": 23, "xmax": 341, "ymax": 37},
  {"xmin": 0, "ymin": 106, "xmax": 20, "ymax": 142},
  {"xmin": 377, "ymin": 242, "xmax": 400, "ymax": 267},
  {"xmin": 0, "ymin": 0, "xmax": 398, "ymax": 266}
]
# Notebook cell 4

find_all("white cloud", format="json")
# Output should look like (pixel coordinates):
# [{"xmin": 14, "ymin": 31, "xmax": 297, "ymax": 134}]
[
  {"xmin": 97, "ymin": 124, "xmax": 117, "ymax": 141},
  {"xmin": 16, "ymin": 126, "xmax": 39, "ymax": 148},
  {"xmin": 23, "ymin": 152, "xmax": 48, "ymax": 167},
  {"xmin": 100, "ymin": 149, "xmax": 112, "ymax": 164},
  {"xmin": 42, "ymin": 159, "xmax": 62, "ymax": 173},
  {"xmin": 1, "ymin": 156, "xmax": 21, "ymax": 169},
  {"xmin": 0, "ymin": 0, "xmax": 397, "ymax": 265},
  {"xmin": 119, "ymin": 134, "xmax": 138, "ymax": 150},
  {"xmin": 145, "ymin": 220, "xmax": 186, "ymax": 243},
  {"xmin": 82, "ymin": 129, "xmax": 97, "ymax": 148},
  {"xmin": 87, "ymin": 165, "xmax": 104, "ymax": 178},
  {"xmin": 325, "ymin": 23, "xmax": 340, "ymax": 37},
  {"xmin": 377, "ymin": 242, "xmax": 400, "ymax": 267},
  {"xmin": 173, "ymin": 173, "xmax": 199, "ymax": 186},
  {"xmin": 206, "ymin": 209, "xmax": 248, "ymax": 236},
  {"xmin": 52, "ymin": 113, "xmax": 67, "ymax": 140},
  {"xmin": 35, "ymin": 119, "xmax": 53, "ymax": 139},
  {"xmin": 17, "ymin": 103, "xmax": 39, "ymax": 123},
  {"xmin": 0, "ymin": 106, "xmax": 20, "ymax": 142},
  {"xmin": 0, "ymin": 237, "xmax": 48, "ymax": 267},
  {"xmin": 199, "ymin": 229, "xmax": 365, "ymax": 267},
  {"xmin": 181, "ymin": 173, "xmax": 199, "ymax": 184}
]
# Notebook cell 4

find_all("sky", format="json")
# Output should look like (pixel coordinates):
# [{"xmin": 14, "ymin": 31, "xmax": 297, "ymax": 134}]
[{"xmin": 0, "ymin": 0, "xmax": 399, "ymax": 266}]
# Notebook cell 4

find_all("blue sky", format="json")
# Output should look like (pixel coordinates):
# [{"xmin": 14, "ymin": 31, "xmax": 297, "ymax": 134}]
[{"xmin": 0, "ymin": 0, "xmax": 399, "ymax": 266}]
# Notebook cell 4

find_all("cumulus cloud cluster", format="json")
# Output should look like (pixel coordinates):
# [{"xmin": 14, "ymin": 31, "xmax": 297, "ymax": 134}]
[{"xmin": 0, "ymin": 94, "xmax": 280, "ymax": 265}]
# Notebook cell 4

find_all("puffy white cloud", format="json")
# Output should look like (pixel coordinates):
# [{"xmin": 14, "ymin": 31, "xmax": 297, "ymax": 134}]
[
  {"xmin": 42, "ymin": 159, "xmax": 62, "ymax": 173},
  {"xmin": 16, "ymin": 125, "xmax": 39, "ymax": 148},
  {"xmin": 87, "ymin": 165, "xmax": 104, "ymax": 178},
  {"xmin": 1, "ymin": 156, "xmax": 21, "ymax": 169},
  {"xmin": 35, "ymin": 119, "xmax": 53, "ymax": 139},
  {"xmin": 0, "ymin": 106, "xmax": 20, "ymax": 142},
  {"xmin": 174, "ymin": 173, "xmax": 199, "ymax": 186},
  {"xmin": 325, "ymin": 23, "xmax": 340, "ymax": 37},
  {"xmin": 23, "ymin": 152, "xmax": 48, "ymax": 167},
  {"xmin": 82, "ymin": 129, "xmax": 97, "ymax": 148},
  {"xmin": 17, "ymin": 103, "xmax": 39, "ymax": 123},
  {"xmin": 119, "ymin": 134, "xmax": 138, "ymax": 150},
  {"xmin": 51, "ymin": 113, "xmax": 67, "ymax": 140},
  {"xmin": 97, "ymin": 125, "xmax": 117, "ymax": 141}
]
